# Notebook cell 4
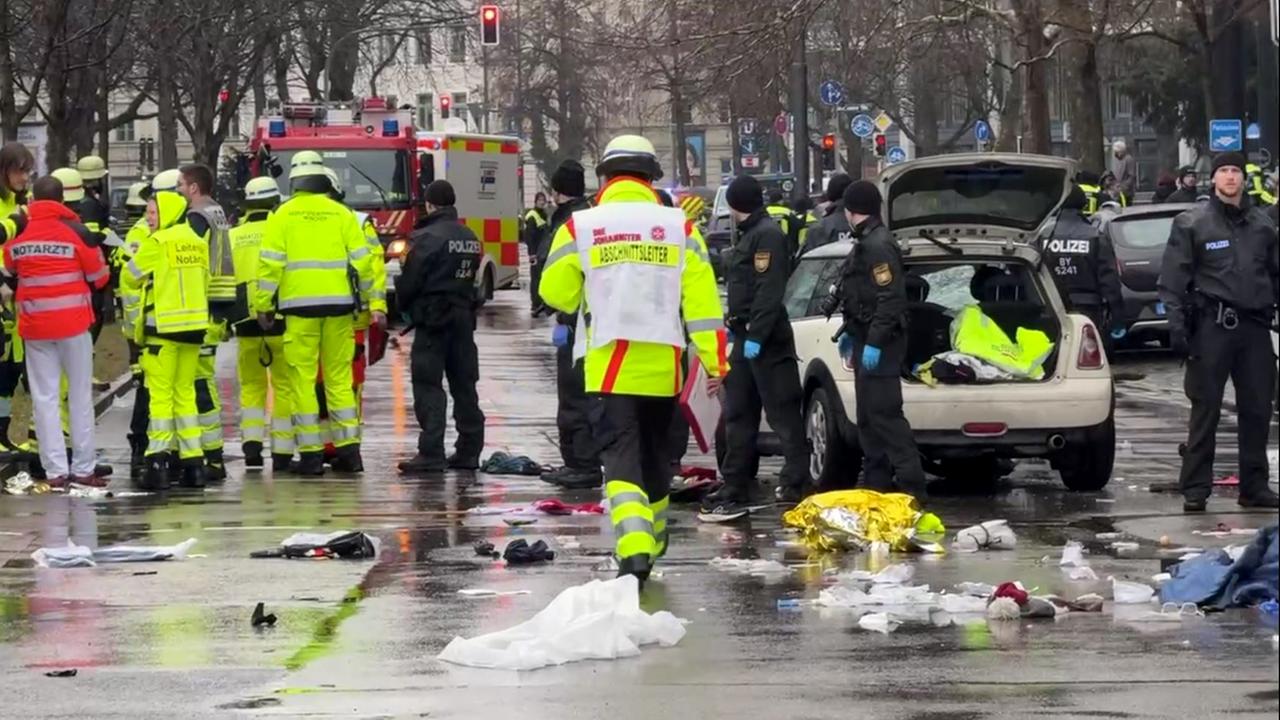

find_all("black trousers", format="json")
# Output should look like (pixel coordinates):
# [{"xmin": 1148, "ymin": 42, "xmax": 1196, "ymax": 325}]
[
  {"xmin": 528, "ymin": 254, "xmax": 543, "ymax": 310},
  {"xmin": 719, "ymin": 329, "xmax": 808, "ymax": 498},
  {"xmin": 411, "ymin": 311, "xmax": 485, "ymax": 460},
  {"xmin": 555, "ymin": 339, "xmax": 599, "ymax": 469},
  {"xmin": 596, "ymin": 394, "xmax": 674, "ymax": 504},
  {"xmin": 1179, "ymin": 314, "xmax": 1276, "ymax": 501},
  {"xmin": 852, "ymin": 338, "xmax": 926, "ymax": 495}
]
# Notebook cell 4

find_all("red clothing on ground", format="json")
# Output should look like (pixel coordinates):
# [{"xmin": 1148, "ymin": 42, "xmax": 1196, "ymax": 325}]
[{"xmin": 2, "ymin": 200, "xmax": 109, "ymax": 341}]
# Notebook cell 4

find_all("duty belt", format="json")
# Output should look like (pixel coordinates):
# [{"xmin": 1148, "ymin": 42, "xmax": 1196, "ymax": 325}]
[{"xmin": 1202, "ymin": 299, "xmax": 1276, "ymax": 331}]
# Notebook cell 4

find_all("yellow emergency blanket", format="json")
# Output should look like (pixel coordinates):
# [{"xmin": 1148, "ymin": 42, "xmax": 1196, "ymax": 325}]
[
  {"xmin": 950, "ymin": 305, "xmax": 1054, "ymax": 380},
  {"xmin": 782, "ymin": 490, "xmax": 945, "ymax": 553}
]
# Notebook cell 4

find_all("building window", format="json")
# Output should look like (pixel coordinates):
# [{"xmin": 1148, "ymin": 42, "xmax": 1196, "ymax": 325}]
[
  {"xmin": 449, "ymin": 27, "xmax": 466, "ymax": 63},
  {"xmin": 416, "ymin": 93, "xmax": 434, "ymax": 131},
  {"xmin": 453, "ymin": 91, "xmax": 469, "ymax": 126},
  {"xmin": 114, "ymin": 120, "xmax": 136, "ymax": 142},
  {"xmin": 380, "ymin": 35, "xmax": 401, "ymax": 66},
  {"xmin": 1108, "ymin": 86, "xmax": 1131, "ymax": 119},
  {"xmin": 416, "ymin": 29, "xmax": 432, "ymax": 65}
]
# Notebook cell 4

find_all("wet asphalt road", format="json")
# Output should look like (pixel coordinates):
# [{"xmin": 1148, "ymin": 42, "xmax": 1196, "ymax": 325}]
[{"xmin": 1, "ymin": 284, "xmax": 1277, "ymax": 720}]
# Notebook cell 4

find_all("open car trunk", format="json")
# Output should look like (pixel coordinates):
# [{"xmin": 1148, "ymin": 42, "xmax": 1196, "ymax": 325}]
[{"xmin": 901, "ymin": 258, "xmax": 1062, "ymax": 383}]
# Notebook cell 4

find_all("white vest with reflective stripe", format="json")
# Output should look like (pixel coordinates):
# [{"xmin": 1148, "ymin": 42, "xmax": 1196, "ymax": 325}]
[{"xmin": 574, "ymin": 203, "xmax": 686, "ymax": 351}]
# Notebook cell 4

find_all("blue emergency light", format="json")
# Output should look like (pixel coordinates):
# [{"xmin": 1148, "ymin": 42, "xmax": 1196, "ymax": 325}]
[
  {"xmin": 268, "ymin": 119, "xmax": 286, "ymax": 138},
  {"xmin": 382, "ymin": 119, "xmax": 399, "ymax": 137}
]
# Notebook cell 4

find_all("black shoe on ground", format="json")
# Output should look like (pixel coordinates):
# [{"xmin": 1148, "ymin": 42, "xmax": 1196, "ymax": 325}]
[
  {"xmin": 166, "ymin": 452, "xmax": 182, "ymax": 484},
  {"xmin": 1239, "ymin": 489, "xmax": 1280, "ymax": 509},
  {"xmin": 243, "ymin": 441, "xmax": 264, "ymax": 469},
  {"xmin": 272, "ymin": 454, "xmax": 293, "ymax": 473},
  {"xmin": 128, "ymin": 436, "xmax": 146, "ymax": 480},
  {"xmin": 295, "ymin": 452, "xmax": 326, "ymax": 477},
  {"xmin": 556, "ymin": 467, "xmax": 603, "ymax": 489},
  {"xmin": 1183, "ymin": 498, "xmax": 1207, "ymax": 513},
  {"xmin": 541, "ymin": 466, "xmax": 573, "ymax": 484},
  {"xmin": 94, "ymin": 463, "xmax": 113, "ymax": 478},
  {"xmin": 447, "ymin": 453, "xmax": 480, "ymax": 470},
  {"xmin": 697, "ymin": 496, "xmax": 753, "ymax": 523},
  {"xmin": 331, "ymin": 445, "xmax": 364, "ymax": 473},
  {"xmin": 775, "ymin": 484, "xmax": 807, "ymax": 506},
  {"xmin": 204, "ymin": 450, "xmax": 227, "ymax": 482},
  {"xmin": 180, "ymin": 460, "xmax": 207, "ymax": 489},
  {"xmin": 398, "ymin": 454, "xmax": 446, "ymax": 474},
  {"xmin": 617, "ymin": 555, "xmax": 652, "ymax": 589},
  {"xmin": 138, "ymin": 455, "xmax": 170, "ymax": 491}
]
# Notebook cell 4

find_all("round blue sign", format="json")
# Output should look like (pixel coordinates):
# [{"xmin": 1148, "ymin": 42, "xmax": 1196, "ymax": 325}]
[
  {"xmin": 819, "ymin": 80, "xmax": 845, "ymax": 107},
  {"xmin": 886, "ymin": 146, "xmax": 908, "ymax": 165},
  {"xmin": 974, "ymin": 120, "xmax": 991, "ymax": 142},
  {"xmin": 850, "ymin": 113, "xmax": 875, "ymax": 139}
]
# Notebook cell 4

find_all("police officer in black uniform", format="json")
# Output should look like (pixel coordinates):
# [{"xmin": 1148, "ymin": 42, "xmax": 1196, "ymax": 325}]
[
  {"xmin": 1158, "ymin": 152, "xmax": 1280, "ymax": 512},
  {"xmin": 537, "ymin": 160, "xmax": 602, "ymax": 489},
  {"xmin": 1042, "ymin": 185, "xmax": 1126, "ymax": 351},
  {"xmin": 799, "ymin": 173, "xmax": 853, "ymax": 255},
  {"xmin": 821, "ymin": 180, "xmax": 927, "ymax": 500},
  {"xmin": 699, "ymin": 174, "xmax": 809, "ymax": 522},
  {"xmin": 397, "ymin": 180, "xmax": 487, "ymax": 473}
]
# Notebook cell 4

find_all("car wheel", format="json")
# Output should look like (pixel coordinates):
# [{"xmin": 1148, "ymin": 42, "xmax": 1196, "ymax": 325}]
[
  {"xmin": 1055, "ymin": 414, "xmax": 1116, "ymax": 492},
  {"xmin": 480, "ymin": 267, "xmax": 495, "ymax": 305},
  {"xmin": 806, "ymin": 384, "xmax": 859, "ymax": 490}
]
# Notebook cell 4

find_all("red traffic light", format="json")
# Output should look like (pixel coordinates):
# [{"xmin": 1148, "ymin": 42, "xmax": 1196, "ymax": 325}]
[
  {"xmin": 873, "ymin": 133, "xmax": 887, "ymax": 157},
  {"xmin": 218, "ymin": 89, "xmax": 230, "ymax": 104},
  {"xmin": 480, "ymin": 4, "xmax": 500, "ymax": 46},
  {"xmin": 821, "ymin": 133, "xmax": 836, "ymax": 151},
  {"xmin": 440, "ymin": 94, "xmax": 452, "ymax": 118}
]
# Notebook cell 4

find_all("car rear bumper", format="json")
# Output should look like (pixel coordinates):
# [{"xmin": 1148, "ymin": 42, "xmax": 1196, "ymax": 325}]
[{"xmin": 915, "ymin": 425, "xmax": 1100, "ymax": 459}]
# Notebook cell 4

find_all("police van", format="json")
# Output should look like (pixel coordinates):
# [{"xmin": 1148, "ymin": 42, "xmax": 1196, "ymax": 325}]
[{"xmin": 778, "ymin": 154, "xmax": 1117, "ymax": 492}]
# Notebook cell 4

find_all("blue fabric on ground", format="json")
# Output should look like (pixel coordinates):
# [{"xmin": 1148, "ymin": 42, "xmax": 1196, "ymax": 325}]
[{"xmin": 1160, "ymin": 524, "xmax": 1279, "ymax": 608}]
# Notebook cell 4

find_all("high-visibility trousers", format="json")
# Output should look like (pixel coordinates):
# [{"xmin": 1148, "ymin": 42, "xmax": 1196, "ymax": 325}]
[
  {"xmin": 320, "ymin": 329, "xmax": 366, "ymax": 452},
  {"xmin": 141, "ymin": 340, "xmax": 201, "ymax": 460},
  {"xmin": 194, "ymin": 344, "xmax": 223, "ymax": 454},
  {"xmin": 237, "ymin": 335, "xmax": 294, "ymax": 457},
  {"xmin": 284, "ymin": 315, "xmax": 358, "ymax": 454},
  {"xmin": 599, "ymin": 394, "xmax": 676, "ymax": 565}
]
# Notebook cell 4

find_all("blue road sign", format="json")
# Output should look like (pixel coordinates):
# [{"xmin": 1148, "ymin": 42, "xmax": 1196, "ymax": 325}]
[
  {"xmin": 887, "ymin": 146, "xmax": 908, "ymax": 165},
  {"xmin": 850, "ymin": 113, "xmax": 875, "ymax": 139},
  {"xmin": 974, "ymin": 120, "xmax": 991, "ymax": 143},
  {"xmin": 1209, "ymin": 119, "xmax": 1243, "ymax": 152},
  {"xmin": 1246, "ymin": 122, "xmax": 1261, "ymax": 140},
  {"xmin": 739, "ymin": 137, "xmax": 757, "ymax": 155},
  {"xmin": 819, "ymin": 80, "xmax": 845, "ymax": 107}
]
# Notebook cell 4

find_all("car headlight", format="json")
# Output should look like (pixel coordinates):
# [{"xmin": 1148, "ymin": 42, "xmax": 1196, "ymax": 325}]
[{"xmin": 386, "ymin": 239, "xmax": 407, "ymax": 258}]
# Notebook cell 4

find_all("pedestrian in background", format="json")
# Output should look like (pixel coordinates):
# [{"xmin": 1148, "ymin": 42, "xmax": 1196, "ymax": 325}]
[
  {"xmin": 524, "ymin": 191, "xmax": 549, "ymax": 317},
  {"xmin": 1111, "ymin": 140, "xmax": 1137, "ymax": 204},
  {"xmin": 800, "ymin": 173, "xmax": 852, "ymax": 255},
  {"xmin": 1158, "ymin": 151, "xmax": 1280, "ymax": 512},
  {"xmin": 397, "ymin": 180, "xmax": 486, "ymax": 474},
  {"xmin": 1152, "ymin": 172, "xmax": 1177, "ymax": 203},
  {"xmin": 701, "ymin": 174, "xmax": 808, "ymax": 522},
  {"xmin": 3, "ymin": 175, "xmax": 110, "ymax": 488},
  {"xmin": 1166, "ymin": 166, "xmax": 1200, "ymax": 203}
]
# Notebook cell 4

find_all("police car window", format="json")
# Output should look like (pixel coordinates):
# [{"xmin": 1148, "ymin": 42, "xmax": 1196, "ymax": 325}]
[
  {"xmin": 1109, "ymin": 215, "xmax": 1175, "ymax": 249},
  {"xmin": 785, "ymin": 256, "xmax": 840, "ymax": 319}
]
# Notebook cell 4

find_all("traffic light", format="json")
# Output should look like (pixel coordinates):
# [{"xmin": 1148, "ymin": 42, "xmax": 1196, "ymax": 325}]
[
  {"xmin": 873, "ymin": 132, "xmax": 887, "ymax": 158},
  {"xmin": 821, "ymin": 133, "xmax": 836, "ymax": 171},
  {"xmin": 480, "ymin": 5, "xmax": 500, "ymax": 46},
  {"xmin": 440, "ymin": 94, "xmax": 452, "ymax": 119}
]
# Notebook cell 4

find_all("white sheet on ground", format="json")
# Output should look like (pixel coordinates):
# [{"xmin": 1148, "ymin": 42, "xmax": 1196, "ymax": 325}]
[
  {"xmin": 31, "ymin": 538, "xmax": 198, "ymax": 568},
  {"xmin": 437, "ymin": 575, "xmax": 687, "ymax": 671}
]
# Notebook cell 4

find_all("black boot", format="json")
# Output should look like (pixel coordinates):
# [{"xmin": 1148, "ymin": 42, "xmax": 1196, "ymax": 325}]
[
  {"xmin": 0, "ymin": 417, "xmax": 17, "ymax": 456},
  {"xmin": 128, "ymin": 434, "xmax": 146, "ymax": 480},
  {"xmin": 330, "ymin": 444, "xmax": 364, "ymax": 473},
  {"xmin": 180, "ymin": 459, "xmax": 207, "ymax": 489},
  {"xmin": 398, "ymin": 454, "xmax": 446, "ymax": 474},
  {"xmin": 138, "ymin": 455, "xmax": 170, "ymax": 491},
  {"xmin": 243, "ymin": 441, "xmax": 264, "ymax": 469},
  {"xmin": 166, "ymin": 452, "xmax": 183, "ymax": 484},
  {"xmin": 556, "ymin": 467, "xmax": 604, "ymax": 490},
  {"xmin": 447, "ymin": 452, "xmax": 480, "ymax": 470},
  {"xmin": 204, "ymin": 449, "xmax": 227, "ymax": 482},
  {"xmin": 272, "ymin": 454, "xmax": 293, "ymax": 473},
  {"xmin": 616, "ymin": 555, "xmax": 652, "ymax": 590},
  {"xmin": 1239, "ymin": 488, "xmax": 1280, "ymax": 509},
  {"xmin": 295, "ymin": 451, "xmax": 325, "ymax": 476}
]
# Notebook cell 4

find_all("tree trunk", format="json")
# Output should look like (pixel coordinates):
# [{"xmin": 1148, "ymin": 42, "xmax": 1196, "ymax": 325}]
[
  {"xmin": 97, "ymin": 77, "xmax": 110, "ymax": 163},
  {"xmin": 1209, "ymin": 0, "xmax": 1245, "ymax": 122},
  {"xmin": 1017, "ymin": 0, "xmax": 1051, "ymax": 155},
  {"xmin": 158, "ymin": 63, "xmax": 179, "ymax": 168},
  {"xmin": 995, "ymin": 67, "xmax": 1024, "ymax": 152},
  {"xmin": 1063, "ymin": 38, "xmax": 1104, "ymax": 172}
]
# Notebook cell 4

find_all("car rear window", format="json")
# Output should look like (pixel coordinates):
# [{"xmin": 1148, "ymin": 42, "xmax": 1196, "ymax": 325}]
[
  {"xmin": 889, "ymin": 164, "xmax": 1067, "ymax": 230},
  {"xmin": 1109, "ymin": 215, "xmax": 1176, "ymax": 249}
]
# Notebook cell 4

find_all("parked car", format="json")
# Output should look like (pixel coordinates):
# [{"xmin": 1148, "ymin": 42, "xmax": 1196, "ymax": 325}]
[
  {"xmin": 1091, "ymin": 202, "xmax": 1197, "ymax": 347},
  {"xmin": 778, "ymin": 153, "xmax": 1116, "ymax": 492}
]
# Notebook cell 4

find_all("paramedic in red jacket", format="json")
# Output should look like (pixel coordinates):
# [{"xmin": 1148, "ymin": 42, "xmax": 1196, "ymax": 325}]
[{"xmin": 1, "ymin": 175, "xmax": 110, "ymax": 487}]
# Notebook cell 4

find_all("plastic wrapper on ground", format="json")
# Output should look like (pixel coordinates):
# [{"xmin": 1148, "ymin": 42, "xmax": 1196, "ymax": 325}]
[
  {"xmin": 781, "ymin": 490, "xmax": 945, "ymax": 553},
  {"xmin": 436, "ymin": 575, "xmax": 686, "ymax": 671},
  {"xmin": 952, "ymin": 520, "xmax": 1017, "ymax": 552}
]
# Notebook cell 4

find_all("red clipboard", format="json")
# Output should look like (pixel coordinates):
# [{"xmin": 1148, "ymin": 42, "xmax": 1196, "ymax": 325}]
[
  {"xmin": 367, "ymin": 323, "xmax": 389, "ymax": 366},
  {"xmin": 679, "ymin": 359, "xmax": 721, "ymax": 454}
]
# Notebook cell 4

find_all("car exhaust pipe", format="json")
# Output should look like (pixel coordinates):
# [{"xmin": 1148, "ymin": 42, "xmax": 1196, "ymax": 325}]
[{"xmin": 1047, "ymin": 434, "xmax": 1067, "ymax": 450}]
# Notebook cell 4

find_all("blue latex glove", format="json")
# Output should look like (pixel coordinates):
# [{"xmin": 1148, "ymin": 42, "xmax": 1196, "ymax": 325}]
[
  {"xmin": 837, "ymin": 333, "xmax": 854, "ymax": 360},
  {"xmin": 552, "ymin": 324, "xmax": 571, "ymax": 347},
  {"xmin": 1110, "ymin": 327, "xmax": 1127, "ymax": 340},
  {"xmin": 743, "ymin": 340, "xmax": 762, "ymax": 359},
  {"xmin": 861, "ymin": 344, "xmax": 882, "ymax": 371},
  {"xmin": 400, "ymin": 312, "xmax": 412, "ymax": 326}
]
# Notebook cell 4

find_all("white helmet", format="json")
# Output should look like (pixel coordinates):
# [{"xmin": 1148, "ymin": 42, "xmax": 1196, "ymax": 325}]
[
  {"xmin": 244, "ymin": 176, "xmax": 281, "ymax": 203},
  {"xmin": 151, "ymin": 168, "xmax": 181, "ymax": 193},
  {"xmin": 51, "ymin": 167, "xmax": 85, "ymax": 202},
  {"xmin": 595, "ymin": 134, "xmax": 663, "ymax": 181}
]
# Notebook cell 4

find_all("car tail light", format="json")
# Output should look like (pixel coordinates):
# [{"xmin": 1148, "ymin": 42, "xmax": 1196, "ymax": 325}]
[
  {"xmin": 1077, "ymin": 323, "xmax": 1104, "ymax": 369},
  {"xmin": 962, "ymin": 422, "xmax": 1007, "ymax": 437}
]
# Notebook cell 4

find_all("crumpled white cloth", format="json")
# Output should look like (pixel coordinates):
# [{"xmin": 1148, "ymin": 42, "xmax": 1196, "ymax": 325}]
[
  {"xmin": 437, "ymin": 575, "xmax": 687, "ymax": 671},
  {"xmin": 31, "ymin": 538, "xmax": 198, "ymax": 568}
]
